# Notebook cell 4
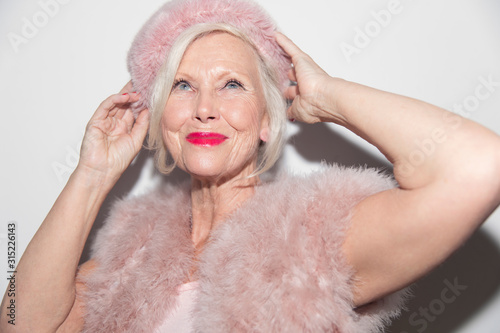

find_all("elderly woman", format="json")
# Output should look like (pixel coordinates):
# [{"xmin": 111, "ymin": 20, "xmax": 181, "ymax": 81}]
[{"xmin": 2, "ymin": 0, "xmax": 500, "ymax": 332}]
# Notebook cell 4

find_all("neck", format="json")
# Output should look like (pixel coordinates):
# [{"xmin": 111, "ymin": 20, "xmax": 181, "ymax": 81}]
[{"xmin": 190, "ymin": 166, "xmax": 260, "ymax": 254}]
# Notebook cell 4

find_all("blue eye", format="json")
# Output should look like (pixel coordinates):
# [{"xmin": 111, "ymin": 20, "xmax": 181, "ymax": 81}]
[
  {"xmin": 173, "ymin": 79, "xmax": 191, "ymax": 91},
  {"xmin": 225, "ymin": 79, "xmax": 244, "ymax": 89}
]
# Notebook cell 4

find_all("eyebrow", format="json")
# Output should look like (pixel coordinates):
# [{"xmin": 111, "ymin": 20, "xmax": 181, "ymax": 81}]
[{"xmin": 175, "ymin": 66, "xmax": 257, "ymax": 85}]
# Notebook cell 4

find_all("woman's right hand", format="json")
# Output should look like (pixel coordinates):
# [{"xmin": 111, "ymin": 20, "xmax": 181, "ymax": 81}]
[
  {"xmin": 0, "ymin": 83, "xmax": 149, "ymax": 333},
  {"xmin": 76, "ymin": 82, "xmax": 150, "ymax": 185}
]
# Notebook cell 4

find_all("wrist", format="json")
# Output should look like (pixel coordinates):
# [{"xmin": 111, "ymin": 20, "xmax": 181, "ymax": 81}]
[
  {"xmin": 315, "ymin": 77, "xmax": 350, "ymax": 125},
  {"xmin": 71, "ymin": 164, "xmax": 119, "ymax": 193}
]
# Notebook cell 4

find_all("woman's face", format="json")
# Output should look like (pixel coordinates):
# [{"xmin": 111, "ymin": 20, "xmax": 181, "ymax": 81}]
[{"xmin": 161, "ymin": 32, "xmax": 269, "ymax": 182}]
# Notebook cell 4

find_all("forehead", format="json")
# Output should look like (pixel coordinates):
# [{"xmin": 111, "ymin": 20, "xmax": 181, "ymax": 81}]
[{"xmin": 177, "ymin": 32, "xmax": 260, "ymax": 75}]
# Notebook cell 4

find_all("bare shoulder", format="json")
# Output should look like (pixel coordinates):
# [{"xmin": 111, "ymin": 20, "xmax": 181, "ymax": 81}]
[{"xmin": 56, "ymin": 259, "xmax": 97, "ymax": 333}]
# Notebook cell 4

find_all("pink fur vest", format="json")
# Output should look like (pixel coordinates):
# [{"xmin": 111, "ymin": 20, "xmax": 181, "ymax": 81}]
[{"xmin": 79, "ymin": 165, "xmax": 409, "ymax": 332}]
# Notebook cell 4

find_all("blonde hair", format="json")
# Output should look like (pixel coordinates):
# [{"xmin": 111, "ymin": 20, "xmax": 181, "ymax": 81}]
[{"xmin": 147, "ymin": 23, "xmax": 287, "ymax": 176}]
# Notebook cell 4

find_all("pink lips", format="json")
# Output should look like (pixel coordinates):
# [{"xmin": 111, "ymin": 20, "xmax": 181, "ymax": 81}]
[{"xmin": 186, "ymin": 132, "xmax": 228, "ymax": 147}]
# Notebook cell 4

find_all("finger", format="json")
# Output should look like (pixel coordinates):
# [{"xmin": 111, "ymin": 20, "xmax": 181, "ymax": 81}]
[
  {"xmin": 91, "ymin": 90, "xmax": 143, "ymax": 124},
  {"xmin": 109, "ymin": 92, "xmax": 141, "ymax": 117},
  {"xmin": 286, "ymin": 100, "xmax": 296, "ymax": 120},
  {"xmin": 284, "ymin": 85, "xmax": 298, "ymax": 101},
  {"xmin": 276, "ymin": 32, "xmax": 326, "ymax": 75},
  {"xmin": 287, "ymin": 68, "xmax": 297, "ymax": 82},
  {"xmin": 111, "ymin": 107, "xmax": 127, "ymax": 120},
  {"xmin": 107, "ymin": 93, "xmax": 133, "ymax": 117},
  {"xmin": 275, "ymin": 32, "xmax": 306, "ymax": 61},
  {"xmin": 91, "ymin": 94, "xmax": 128, "ymax": 121},
  {"xmin": 130, "ymin": 109, "xmax": 150, "ymax": 148},
  {"xmin": 123, "ymin": 109, "xmax": 135, "ymax": 133}
]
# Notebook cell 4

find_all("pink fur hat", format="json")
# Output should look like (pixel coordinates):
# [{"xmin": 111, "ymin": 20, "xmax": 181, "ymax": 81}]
[{"xmin": 127, "ymin": 0, "xmax": 291, "ymax": 111}]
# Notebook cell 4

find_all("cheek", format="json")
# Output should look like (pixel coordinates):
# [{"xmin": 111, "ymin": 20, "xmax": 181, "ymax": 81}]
[
  {"xmin": 162, "ymin": 100, "xmax": 190, "ymax": 131},
  {"xmin": 161, "ymin": 103, "xmax": 190, "ymax": 154},
  {"xmin": 223, "ymin": 97, "xmax": 263, "ymax": 135}
]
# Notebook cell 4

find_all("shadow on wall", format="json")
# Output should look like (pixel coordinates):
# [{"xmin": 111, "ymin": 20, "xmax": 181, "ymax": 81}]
[
  {"xmin": 289, "ymin": 122, "xmax": 392, "ymax": 171},
  {"xmin": 389, "ymin": 229, "xmax": 500, "ymax": 333},
  {"xmin": 81, "ymin": 122, "xmax": 500, "ymax": 333}
]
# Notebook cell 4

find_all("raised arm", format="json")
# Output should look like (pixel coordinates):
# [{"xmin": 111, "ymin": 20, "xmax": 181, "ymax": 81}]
[
  {"xmin": 0, "ymin": 85, "xmax": 149, "ymax": 332},
  {"xmin": 276, "ymin": 33, "xmax": 500, "ymax": 307}
]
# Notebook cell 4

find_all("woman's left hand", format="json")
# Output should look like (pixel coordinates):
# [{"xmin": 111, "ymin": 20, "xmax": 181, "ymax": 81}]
[
  {"xmin": 275, "ymin": 32, "xmax": 341, "ymax": 124},
  {"xmin": 277, "ymin": 32, "xmax": 500, "ymax": 308}
]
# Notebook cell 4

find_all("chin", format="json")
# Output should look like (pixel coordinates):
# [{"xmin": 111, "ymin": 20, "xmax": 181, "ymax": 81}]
[
  {"xmin": 181, "ymin": 160, "xmax": 228, "ymax": 180},
  {"xmin": 176, "ymin": 151, "xmax": 258, "ymax": 182}
]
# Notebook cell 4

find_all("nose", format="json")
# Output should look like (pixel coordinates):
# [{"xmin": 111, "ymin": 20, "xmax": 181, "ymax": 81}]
[{"xmin": 194, "ymin": 89, "xmax": 219, "ymax": 123}]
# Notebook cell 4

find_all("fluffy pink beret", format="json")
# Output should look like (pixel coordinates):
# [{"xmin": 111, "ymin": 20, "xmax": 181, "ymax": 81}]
[{"xmin": 127, "ymin": 0, "xmax": 291, "ymax": 111}]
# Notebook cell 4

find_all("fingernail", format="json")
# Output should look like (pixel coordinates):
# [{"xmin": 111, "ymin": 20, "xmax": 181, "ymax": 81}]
[
  {"xmin": 289, "ymin": 118, "xmax": 295, "ymax": 122},
  {"xmin": 122, "ymin": 93, "xmax": 129, "ymax": 95}
]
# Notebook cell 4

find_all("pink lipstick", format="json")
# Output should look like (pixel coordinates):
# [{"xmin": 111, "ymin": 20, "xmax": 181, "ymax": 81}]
[{"xmin": 186, "ymin": 132, "xmax": 228, "ymax": 147}]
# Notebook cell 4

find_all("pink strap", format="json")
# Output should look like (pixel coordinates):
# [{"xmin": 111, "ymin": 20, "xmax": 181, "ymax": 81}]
[{"xmin": 155, "ymin": 281, "xmax": 199, "ymax": 332}]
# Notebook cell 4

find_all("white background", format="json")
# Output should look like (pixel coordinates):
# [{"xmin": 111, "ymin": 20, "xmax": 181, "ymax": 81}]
[{"xmin": 1, "ymin": 0, "xmax": 499, "ymax": 332}]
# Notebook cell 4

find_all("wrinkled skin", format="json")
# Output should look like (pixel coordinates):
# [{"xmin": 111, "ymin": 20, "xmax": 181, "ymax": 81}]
[{"xmin": 161, "ymin": 32, "xmax": 269, "ymax": 183}]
